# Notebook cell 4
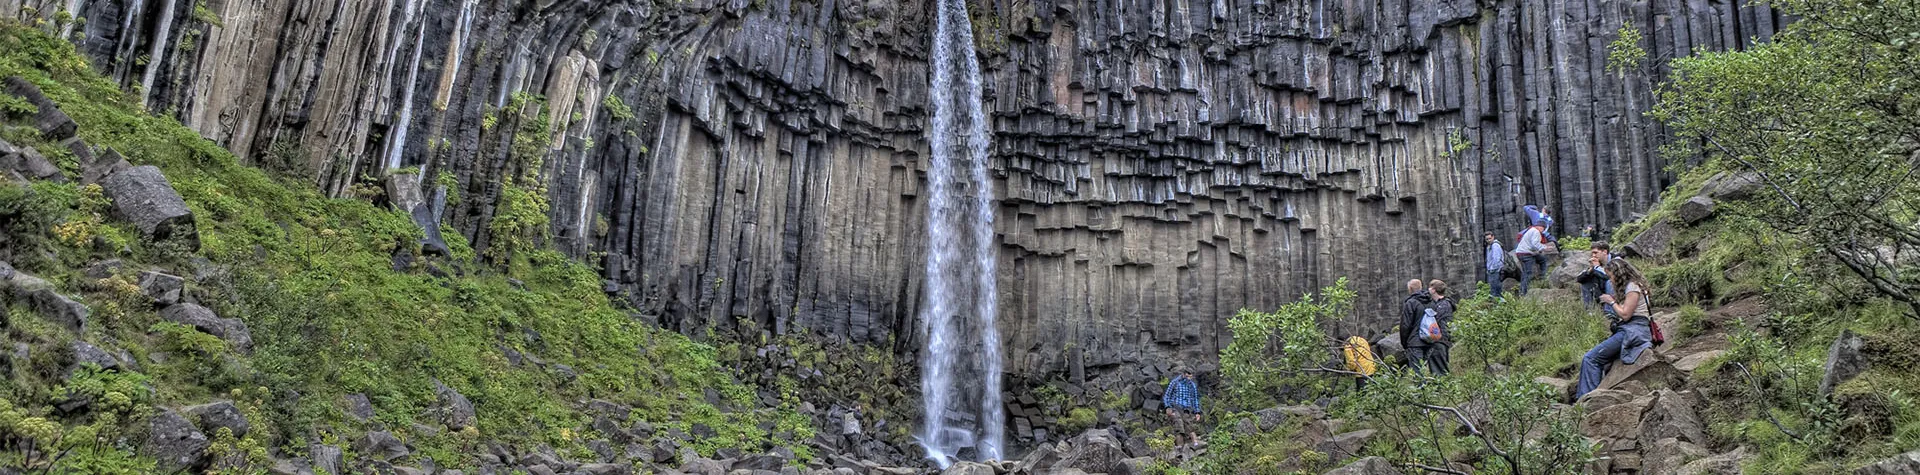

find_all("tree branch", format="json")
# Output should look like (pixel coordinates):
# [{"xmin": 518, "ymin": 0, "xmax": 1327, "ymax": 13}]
[{"xmin": 1733, "ymin": 362, "xmax": 1806, "ymax": 442}]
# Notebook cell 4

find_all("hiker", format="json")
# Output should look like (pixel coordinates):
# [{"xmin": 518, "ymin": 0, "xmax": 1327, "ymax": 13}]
[
  {"xmin": 1342, "ymin": 335, "xmax": 1379, "ymax": 390},
  {"xmin": 840, "ymin": 405, "xmax": 868, "ymax": 459},
  {"xmin": 1162, "ymin": 366, "xmax": 1203, "ymax": 448},
  {"xmin": 1513, "ymin": 210, "xmax": 1552, "ymax": 295},
  {"xmin": 1573, "ymin": 259, "xmax": 1657, "ymax": 399},
  {"xmin": 1484, "ymin": 232, "xmax": 1506, "ymax": 299},
  {"xmin": 1525, "ymin": 205, "xmax": 1558, "ymax": 243},
  {"xmin": 1576, "ymin": 242, "xmax": 1616, "ymax": 310},
  {"xmin": 1420, "ymin": 280, "xmax": 1455, "ymax": 375},
  {"xmin": 1398, "ymin": 279, "xmax": 1436, "ymax": 372}
]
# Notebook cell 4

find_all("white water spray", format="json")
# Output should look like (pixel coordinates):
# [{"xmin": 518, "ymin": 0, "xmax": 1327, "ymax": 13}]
[{"xmin": 920, "ymin": 0, "xmax": 1003, "ymax": 467}]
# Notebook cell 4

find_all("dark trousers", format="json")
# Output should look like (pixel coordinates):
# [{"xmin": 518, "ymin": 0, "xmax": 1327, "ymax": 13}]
[
  {"xmin": 1517, "ymin": 254, "xmax": 1549, "ymax": 295},
  {"xmin": 1406, "ymin": 344, "xmax": 1451, "ymax": 376},
  {"xmin": 1581, "ymin": 280, "xmax": 1607, "ymax": 309},
  {"xmin": 1489, "ymin": 269, "xmax": 1505, "ymax": 298}
]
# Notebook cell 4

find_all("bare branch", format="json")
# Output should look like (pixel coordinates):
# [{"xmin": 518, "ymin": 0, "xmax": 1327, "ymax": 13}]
[{"xmin": 1733, "ymin": 362, "xmax": 1806, "ymax": 441}]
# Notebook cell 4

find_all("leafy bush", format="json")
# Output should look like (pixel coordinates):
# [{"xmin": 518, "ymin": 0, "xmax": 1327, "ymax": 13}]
[{"xmin": 1219, "ymin": 278, "xmax": 1354, "ymax": 410}]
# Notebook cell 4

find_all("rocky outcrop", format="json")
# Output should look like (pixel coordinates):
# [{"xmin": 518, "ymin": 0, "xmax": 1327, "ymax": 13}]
[
  {"xmin": 100, "ymin": 165, "xmax": 198, "ymax": 250},
  {"xmin": 18, "ymin": 0, "xmax": 1784, "ymax": 373}
]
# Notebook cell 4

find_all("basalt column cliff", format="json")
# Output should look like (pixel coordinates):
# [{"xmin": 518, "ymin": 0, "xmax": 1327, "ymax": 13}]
[{"xmin": 9, "ymin": 0, "xmax": 1782, "ymax": 373}]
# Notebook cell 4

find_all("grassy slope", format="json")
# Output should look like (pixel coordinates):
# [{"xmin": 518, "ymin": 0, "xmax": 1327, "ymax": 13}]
[
  {"xmin": 0, "ymin": 23, "xmax": 809, "ymax": 472},
  {"xmin": 1610, "ymin": 166, "xmax": 1920, "ymax": 473}
]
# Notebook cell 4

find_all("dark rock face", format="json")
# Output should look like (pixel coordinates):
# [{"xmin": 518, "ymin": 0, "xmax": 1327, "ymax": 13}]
[
  {"xmin": 22, "ymin": 0, "xmax": 1783, "ymax": 373},
  {"xmin": 100, "ymin": 166, "xmax": 198, "ymax": 251}
]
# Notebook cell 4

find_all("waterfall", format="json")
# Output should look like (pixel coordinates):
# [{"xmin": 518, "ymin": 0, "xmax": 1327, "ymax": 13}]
[{"xmin": 920, "ymin": 0, "xmax": 1003, "ymax": 467}]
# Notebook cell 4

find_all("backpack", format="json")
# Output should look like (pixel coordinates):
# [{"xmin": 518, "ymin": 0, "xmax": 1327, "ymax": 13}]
[
  {"xmin": 1342, "ymin": 336, "xmax": 1378, "ymax": 376},
  {"xmin": 1418, "ymin": 306, "xmax": 1445, "ymax": 343},
  {"xmin": 1501, "ymin": 250, "xmax": 1520, "ymax": 272}
]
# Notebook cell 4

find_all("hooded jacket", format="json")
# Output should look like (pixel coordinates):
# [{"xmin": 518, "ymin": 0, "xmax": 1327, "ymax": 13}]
[{"xmin": 1400, "ymin": 290, "xmax": 1434, "ymax": 349}]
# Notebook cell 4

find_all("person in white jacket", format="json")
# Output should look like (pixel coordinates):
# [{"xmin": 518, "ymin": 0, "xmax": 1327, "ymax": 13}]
[{"xmin": 1513, "ymin": 216, "xmax": 1551, "ymax": 295}]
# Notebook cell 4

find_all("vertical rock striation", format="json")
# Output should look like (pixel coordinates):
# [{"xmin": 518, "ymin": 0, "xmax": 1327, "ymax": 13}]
[{"xmin": 13, "ymin": 0, "xmax": 1784, "ymax": 374}]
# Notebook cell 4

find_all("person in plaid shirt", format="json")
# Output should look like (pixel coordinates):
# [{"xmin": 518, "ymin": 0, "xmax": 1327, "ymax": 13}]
[{"xmin": 1162, "ymin": 365, "xmax": 1203, "ymax": 448}]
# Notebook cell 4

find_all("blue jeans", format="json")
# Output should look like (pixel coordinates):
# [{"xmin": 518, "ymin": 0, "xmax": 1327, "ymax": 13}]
[
  {"xmin": 1575, "ymin": 322, "xmax": 1653, "ymax": 399},
  {"xmin": 1517, "ymin": 254, "xmax": 1548, "ymax": 295},
  {"xmin": 1488, "ymin": 269, "xmax": 1505, "ymax": 298}
]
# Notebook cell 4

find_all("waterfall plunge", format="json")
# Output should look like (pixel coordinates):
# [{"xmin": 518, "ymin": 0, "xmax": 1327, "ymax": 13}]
[{"xmin": 919, "ymin": 0, "xmax": 1004, "ymax": 467}]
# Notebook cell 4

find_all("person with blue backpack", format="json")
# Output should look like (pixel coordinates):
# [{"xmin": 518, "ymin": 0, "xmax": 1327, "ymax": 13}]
[{"xmin": 1398, "ymin": 279, "xmax": 1453, "ymax": 375}]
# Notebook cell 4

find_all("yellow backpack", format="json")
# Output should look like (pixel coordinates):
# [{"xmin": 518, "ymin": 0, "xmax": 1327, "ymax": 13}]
[{"xmin": 1343, "ymin": 336, "xmax": 1378, "ymax": 376}]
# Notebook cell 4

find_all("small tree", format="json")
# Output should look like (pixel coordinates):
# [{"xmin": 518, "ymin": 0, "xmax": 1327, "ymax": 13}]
[
  {"xmin": 1219, "ymin": 278, "xmax": 1355, "ymax": 410},
  {"xmin": 1653, "ymin": 0, "xmax": 1920, "ymax": 319}
]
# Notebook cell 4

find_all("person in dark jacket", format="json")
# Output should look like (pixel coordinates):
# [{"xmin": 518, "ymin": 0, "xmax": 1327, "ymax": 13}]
[
  {"xmin": 1422, "ymin": 280, "xmax": 1456, "ymax": 375},
  {"xmin": 1576, "ymin": 242, "xmax": 1616, "ymax": 310},
  {"xmin": 1398, "ymin": 279, "xmax": 1435, "ymax": 372}
]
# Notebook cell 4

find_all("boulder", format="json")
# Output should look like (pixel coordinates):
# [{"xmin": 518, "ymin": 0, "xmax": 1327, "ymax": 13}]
[
  {"xmin": 1323, "ymin": 456, "xmax": 1405, "ymax": 475},
  {"xmin": 183, "ymin": 400, "xmax": 251, "ymax": 438},
  {"xmin": 1595, "ymin": 355, "xmax": 1684, "ymax": 394},
  {"xmin": 1621, "ymin": 220, "xmax": 1677, "ymax": 260},
  {"xmin": 940, "ymin": 461, "xmax": 994, "ymax": 475},
  {"xmin": 78, "ymin": 144, "xmax": 130, "ymax": 185},
  {"xmin": 1054, "ymin": 429, "xmax": 1127, "ymax": 473},
  {"xmin": 1549, "ymin": 251, "xmax": 1592, "ymax": 288},
  {"xmin": 1857, "ymin": 448, "xmax": 1920, "ymax": 475},
  {"xmin": 735, "ymin": 452, "xmax": 790, "ymax": 471},
  {"xmin": 30, "ymin": 287, "xmax": 88, "ymax": 334},
  {"xmin": 578, "ymin": 463, "xmax": 633, "ymax": 475},
  {"xmin": 1113, "ymin": 457, "xmax": 1158, "ymax": 475},
  {"xmin": 1318, "ymin": 429, "xmax": 1377, "ymax": 458},
  {"xmin": 0, "ymin": 140, "xmax": 62, "ymax": 182},
  {"xmin": 1253, "ymin": 405, "xmax": 1325, "ymax": 431},
  {"xmin": 1642, "ymin": 437, "xmax": 1711, "ymax": 475},
  {"xmin": 1575, "ymin": 389, "xmax": 1634, "ymax": 412},
  {"xmin": 1821, "ymin": 329, "xmax": 1867, "ymax": 396},
  {"xmin": 70, "ymin": 340, "xmax": 120, "ymax": 372},
  {"xmin": 1640, "ymin": 390, "xmax": 1708, "ymax": 445},
  {"xmin": 1675, "ymin": 447, "xmax": 1749, "ymax": 475},
  {"xmin": 159, "ymin": 303, "xmax": 253, "ymax": 353},
  {"xmin": 4, "ymin": 76, "xmax": 77, "ymax": 140},
  {"xmin": 1700, "ymin": 171, "xmax": 1763, "ymax": 201},
  {"xmin": 1677, "ymin": 196, "xmax": 1717, "ymax": 225},
  {"xmin": 680, "ymin": 455, "xmax": 729, "ymax": 475},
  {"xmin": 1672, "ymin": 350, "xmax": 1725, "ymax": 373},
  {"xmin": 1019, "ymin": 442, "xmax": 1061, "ymax": 472},
  {"xmin": 1580, "ymin": 395, "xmax": 1652, "ymax": 440},
  {"xmin": 1533, "ymin": 376, "xmax": 1574, "ymax": 402},
  {"xmin": 138, "ymin": 271, "xmax": 185, "ymax": 306},
  {"xmin": 1371, "ymin": 334, "xmax": 1404, "ymax": 366},
  {"xmin": 431, "ymin": 379, "xmax": 477, "ymax": 430},
  {"xmin": 143, "ymin": 408, "xmax": 210, "ymax": 472},
  {"xmin": 385, "ymin": 173, "xmax": 451, "ymax": 257},
  {"xmin": 100, "ymin": 166, "xmax": 198, "ymax": 251},
  {"xmin": 345, "ymin": 393, "xmax": 375, "ymax": 421},
  {"xmin": 353, "ymin": 430, "xmax": 410, "ymax": 462}
]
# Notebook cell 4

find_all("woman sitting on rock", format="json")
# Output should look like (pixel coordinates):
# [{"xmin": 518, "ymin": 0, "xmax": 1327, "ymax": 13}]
[{"xmin": 1573, "ymin": 258, "xmax": 1657, "ymax": 400}]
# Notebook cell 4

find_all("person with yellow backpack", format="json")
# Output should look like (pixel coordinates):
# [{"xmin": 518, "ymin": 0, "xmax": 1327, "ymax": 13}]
[{"xmin": 1343, "ymin": 335, "xmax": 1379, "ymax": 390}]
